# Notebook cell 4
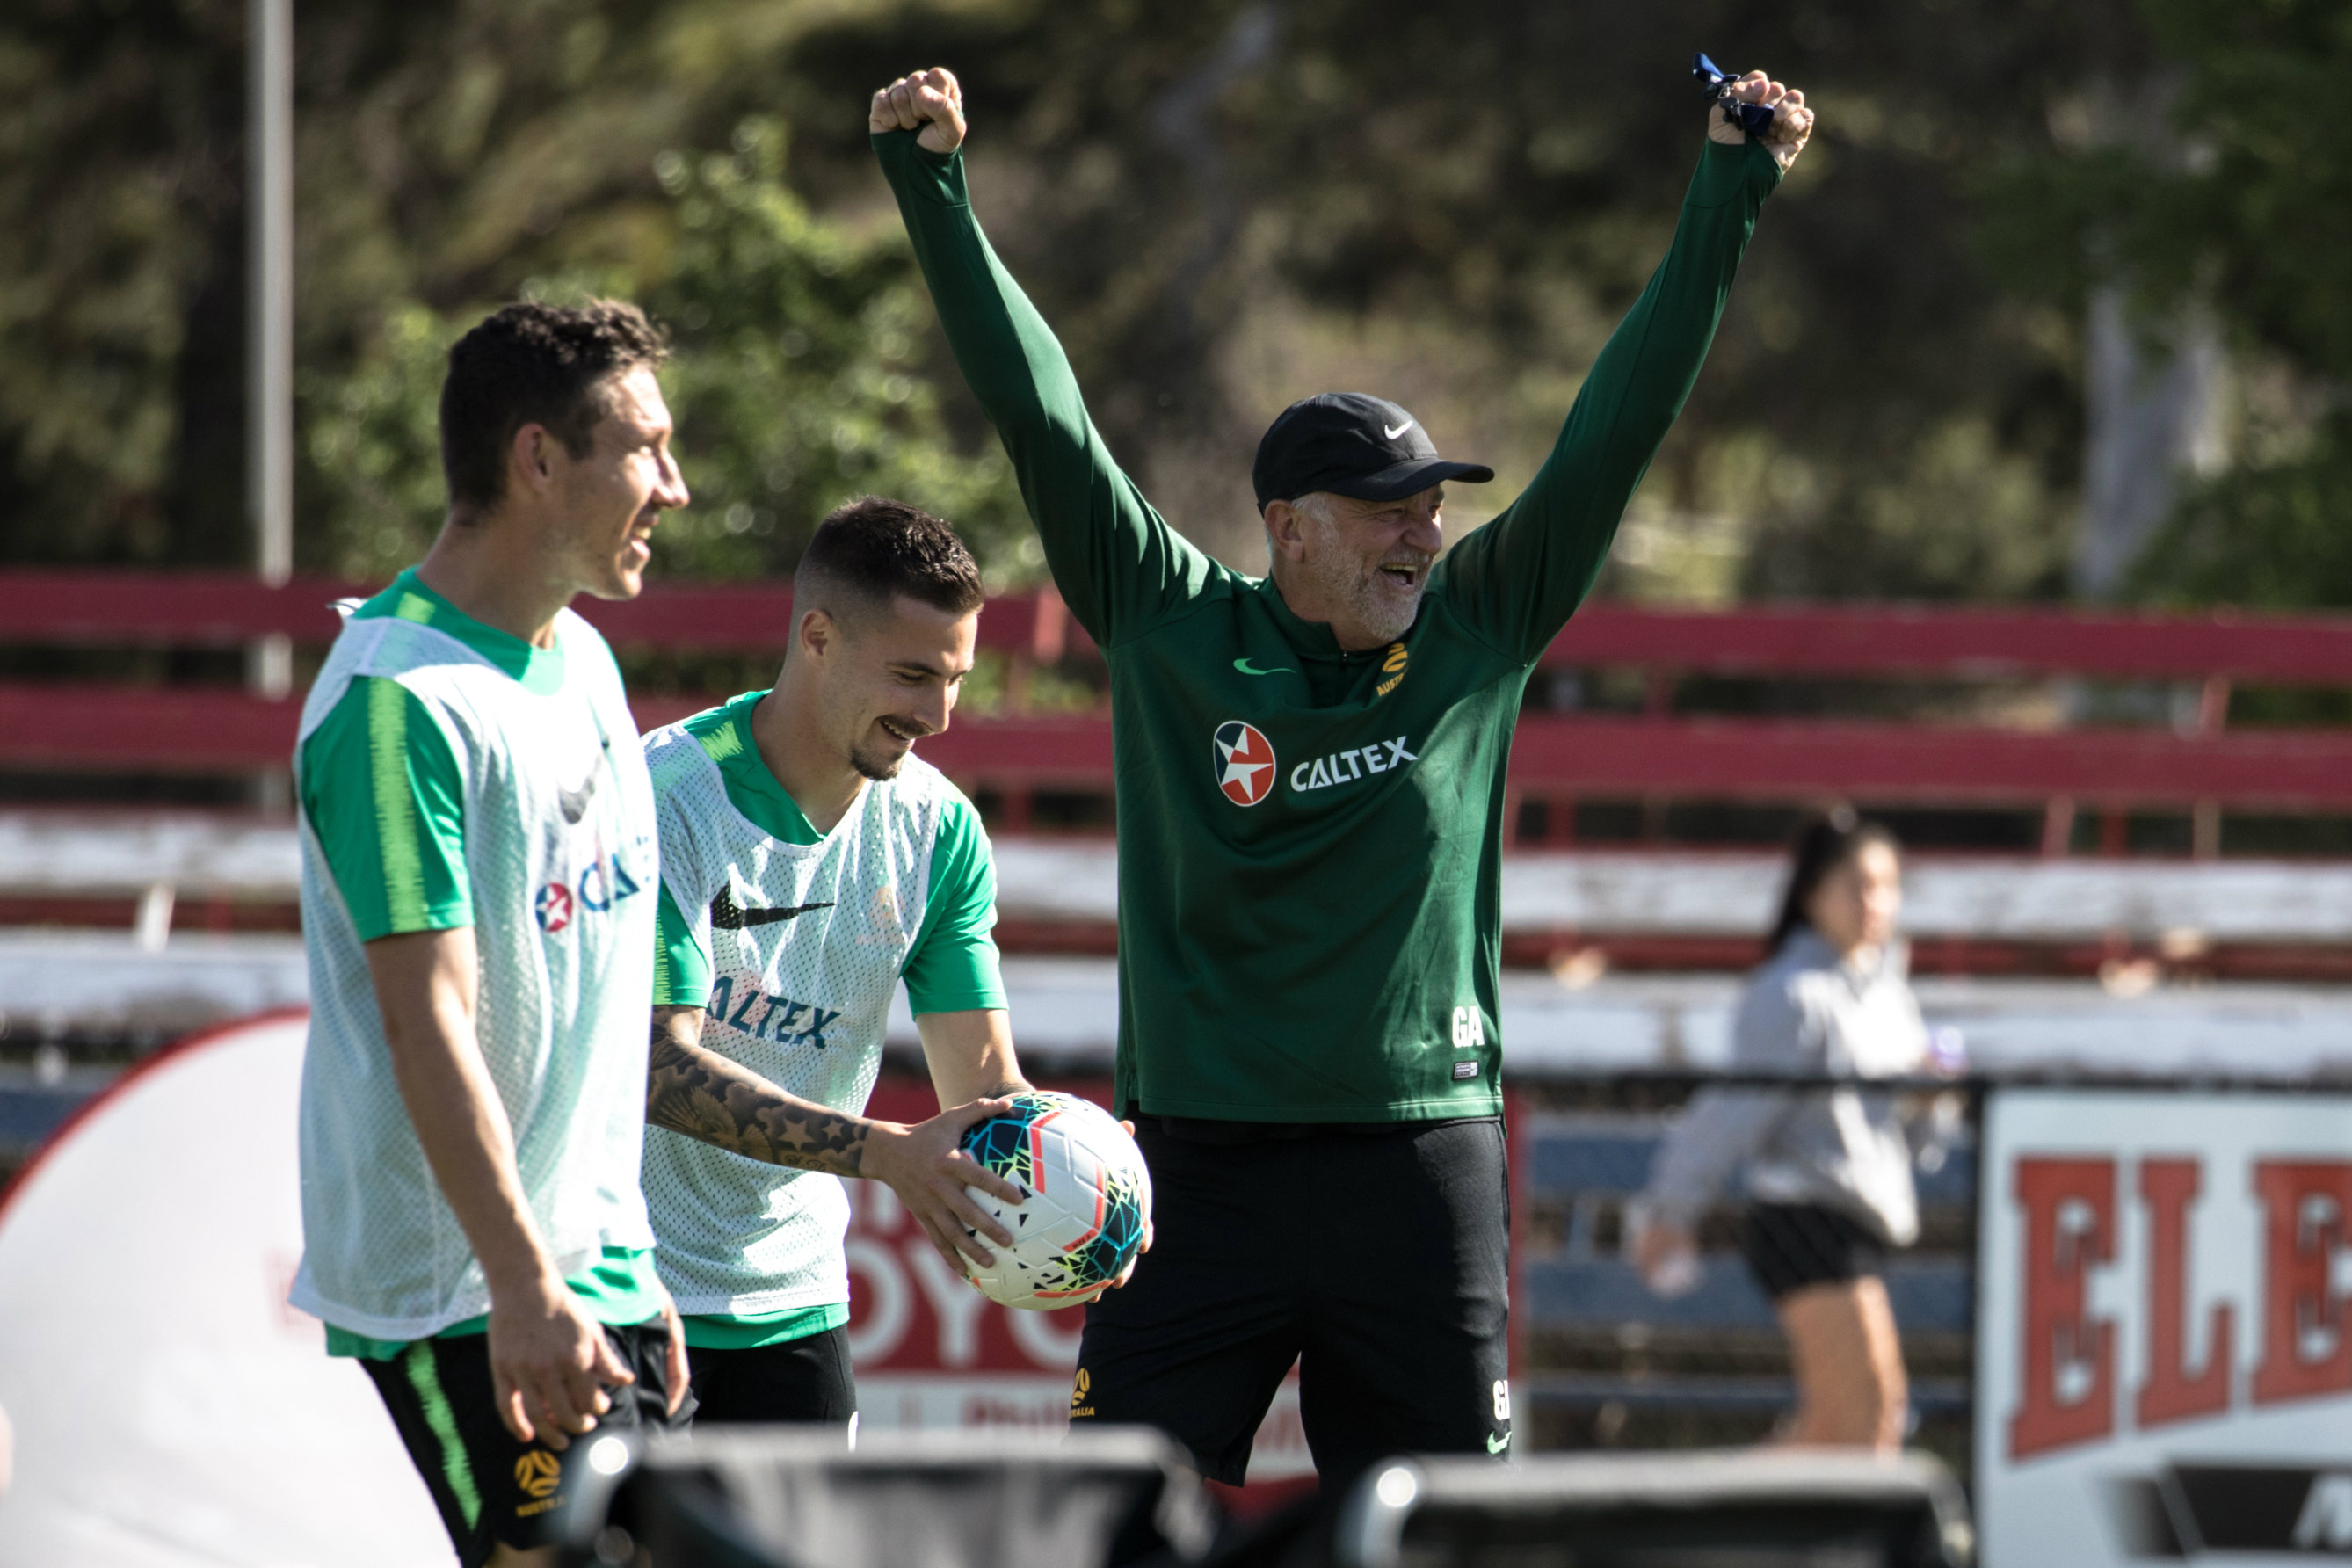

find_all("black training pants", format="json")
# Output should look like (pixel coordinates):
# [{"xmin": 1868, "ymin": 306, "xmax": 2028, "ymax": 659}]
[{"xmin": 1071, "ymin": 1117, "xmax": 1511, "ymax": 1487}]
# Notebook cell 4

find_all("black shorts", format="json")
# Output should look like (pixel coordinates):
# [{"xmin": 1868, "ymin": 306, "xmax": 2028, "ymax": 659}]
[
  {"xmin": 1072, "ymin": 1116, "xmax": 1511, "ymax": 1487},
  {"xmin": 359, "ymin": 1317, "xmax": 688, "ymax": 1568},
  {"xmin": 686, "ymin": 1325, "xmax": 859, "ymax": 1426},
  {"xmin": 1739, "ymin": 1201, "xmax": 1888, "ymax": 1300}
]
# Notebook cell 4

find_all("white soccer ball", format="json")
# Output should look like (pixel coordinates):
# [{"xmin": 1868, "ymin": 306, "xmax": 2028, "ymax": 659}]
[{"xmin": 955, "ymin": 1091, "xmax": 1153, "ymax": 1310}]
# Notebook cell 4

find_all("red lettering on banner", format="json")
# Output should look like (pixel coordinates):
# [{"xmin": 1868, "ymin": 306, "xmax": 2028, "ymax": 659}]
[
  {"xmin": 2251, "ymin": 1160, "xmax": 2352, "ymax": 1406},
  {"xmin": 2009, "ymin": 1157, "xmax": 2116, "ymax": 1460},
  {"xmin": 2136, "ymin": 1157, "xmax": 2233, "ymax": 1428}
]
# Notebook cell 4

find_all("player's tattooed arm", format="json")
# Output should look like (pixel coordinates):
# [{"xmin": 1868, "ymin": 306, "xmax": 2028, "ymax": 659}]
[
  {"xmin": 647, "ymin": 1006, "xmax": 1029, "ymax": 1268},
  {"xmin": 646, "ymin": 1007, "xmax": 870, "ymax": 1176}
]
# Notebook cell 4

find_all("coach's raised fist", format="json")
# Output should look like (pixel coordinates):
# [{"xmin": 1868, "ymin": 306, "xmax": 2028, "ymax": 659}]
[
  {"xmin": 1709, "ymin": 69, "xmax": 1812, "ymax": 174},
  {"xmin": 871, "ymin": 67, "xmax": 966, "ymax": 154}
]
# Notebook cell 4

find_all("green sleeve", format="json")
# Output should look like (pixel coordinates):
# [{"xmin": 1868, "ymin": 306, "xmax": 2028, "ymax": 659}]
[
  {"xmin": 1440, "ymin": 139, "xmax": 1782, "ymax": 663},
  {"xmin": 652, "ymin": 877, "xmax": 712, "ymax": 1010},
  {"xmin": 299, "ymin": 677, "xmax": 470, "ymax": 941},
  {"xmin": 874, "ymin": 130, "xmax": 1218, "ymax": 648},
  {"xmin": 901, "ymin": 797, "xmax": 1007, "ymax": 1016}
]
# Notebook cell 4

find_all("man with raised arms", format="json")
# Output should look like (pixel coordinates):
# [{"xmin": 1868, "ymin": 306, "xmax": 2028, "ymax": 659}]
[
  {"xmin": 291, "ymin": 300, "xmax": 690, "ymax": 1567},
  {"xmin": 637, "ymin": 496, "xmax": 1041, "ymax": 1427},
  {"xmin": 869, "ymin": 65, "xmax": 1811, "ymax": 1484}
]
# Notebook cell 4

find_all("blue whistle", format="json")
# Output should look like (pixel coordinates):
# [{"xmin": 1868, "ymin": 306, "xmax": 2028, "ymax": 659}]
[{"xmin": 1694, "ymin": 53, "xmax": 1778, "ymax": 139}]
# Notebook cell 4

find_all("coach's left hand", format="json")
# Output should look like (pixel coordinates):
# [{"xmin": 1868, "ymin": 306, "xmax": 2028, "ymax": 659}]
[{"xmin": 1709, "ymin": 69, "xmax": 1812, "ymax": 173}]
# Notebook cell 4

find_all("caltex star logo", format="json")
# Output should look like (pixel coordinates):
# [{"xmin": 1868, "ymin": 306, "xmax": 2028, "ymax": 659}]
[
  {"xmin": 1212, "ymin": 720, "xmax": 1276, "ymax": 807},
  {"xmin": 534, "ymin": 882, "xmax": 575, "ymax": 933}
]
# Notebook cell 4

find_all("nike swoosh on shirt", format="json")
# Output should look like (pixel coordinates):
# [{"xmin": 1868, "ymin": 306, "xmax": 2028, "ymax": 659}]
[
  {"xmin": 1233, "ymin": 657, "xmax": 1296, "ymax": 677},
  {"xmin": 1486, "ymin": 1431, "xmax": 1512, "ymax": 1455},
  {"xmin": 709, "ymin": 888, "xmax": 836, "ymax": 929},
  {"xmin": 1383, "ymin": 419, "xmax": 1414, "ymax": 440},
  {"xmin": 557, "ymin": 738, "xmax": 611, "ymax": 824}
]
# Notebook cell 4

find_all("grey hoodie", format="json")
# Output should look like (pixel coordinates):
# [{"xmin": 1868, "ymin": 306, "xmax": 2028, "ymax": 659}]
[{"xmin": 1641, "ymin": 927, "xmax": 1929, "ymax": 1245}]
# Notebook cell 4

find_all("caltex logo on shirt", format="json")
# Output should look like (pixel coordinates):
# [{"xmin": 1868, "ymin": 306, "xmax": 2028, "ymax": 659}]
[
  {"xmin": 1212, "ymin": 720, "xmax": 1276, "ymax": 807},
  {"xmin": 534, "ymin": 882, "xmax": 575, "ymax": 933}
]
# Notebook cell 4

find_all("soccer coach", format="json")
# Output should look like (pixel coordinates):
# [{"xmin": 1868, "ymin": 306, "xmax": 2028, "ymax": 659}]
[{"xmin": 872, "ymin": 63, "xmax": 1811, "ymax": 1484}]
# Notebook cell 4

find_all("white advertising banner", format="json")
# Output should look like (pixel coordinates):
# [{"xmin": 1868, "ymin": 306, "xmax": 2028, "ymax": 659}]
[
  {"xmin": 1978, "ymin": 1089, "xmax": 2352, "ymax": 1566},
  {"xmin": 0, "ymin": 1012, "xmax": 448, "ymax": 1567}
]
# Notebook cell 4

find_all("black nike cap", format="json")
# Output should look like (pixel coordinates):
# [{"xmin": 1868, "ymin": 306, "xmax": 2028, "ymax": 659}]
[{"xmin": 1252, "ymin": 392, "xmax": 1495, "ymax": 511}]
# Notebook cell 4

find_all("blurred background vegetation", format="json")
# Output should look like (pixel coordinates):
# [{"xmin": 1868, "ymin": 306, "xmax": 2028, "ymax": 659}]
[{"xmin": 0, "ymin": 0, "xmax": 2340, "ymax": 612}]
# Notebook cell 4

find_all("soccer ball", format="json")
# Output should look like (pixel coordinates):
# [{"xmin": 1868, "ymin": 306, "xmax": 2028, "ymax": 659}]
[{"xmin": 956, "ymin": 1090, "xmax": 1152, "ymax": 1310}]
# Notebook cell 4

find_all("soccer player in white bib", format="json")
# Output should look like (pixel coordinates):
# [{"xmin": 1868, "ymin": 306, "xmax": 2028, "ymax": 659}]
[
  {"xmin": 639, "ymin": 497, "xmax": 1044, "ymax": 1425},
  {"xmin": 290, "ymin": 300, "xmax": 692, "ymax": 1568}
]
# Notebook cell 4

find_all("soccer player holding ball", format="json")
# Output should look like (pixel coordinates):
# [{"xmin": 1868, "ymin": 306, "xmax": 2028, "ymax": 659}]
[
  {"xmin": 290, "ymin": 301, "xmax": 692, "ymax": 1567},
  {"xmin": 637, "ymin": 497, "xmax": 1042, "ymax": 1426},
  {"xmin": 870, "ymin": 64, "xmax": 1811, "ymax": 1483}
]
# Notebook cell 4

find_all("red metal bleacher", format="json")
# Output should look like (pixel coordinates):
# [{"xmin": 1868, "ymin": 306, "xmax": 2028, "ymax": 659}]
[{"xmin": 5, "ymin": 571, "xmax": 2352, "ymax": 850}]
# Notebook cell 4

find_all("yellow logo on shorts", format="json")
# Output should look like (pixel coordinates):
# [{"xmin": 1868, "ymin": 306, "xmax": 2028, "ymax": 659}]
[
  {"xmin": 1070, "ymin": 1367, "xmax": 1095, "ymax": 1418},
  {"xmin": 515, "ymin": 1449, "xmax": 563, "ymax": 1499}
]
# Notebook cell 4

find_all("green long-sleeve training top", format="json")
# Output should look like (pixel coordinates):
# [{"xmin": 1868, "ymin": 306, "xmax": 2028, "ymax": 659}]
[{"xmin": 876, "ymin": 128, "xmax": 1782, "ymax": 1122}]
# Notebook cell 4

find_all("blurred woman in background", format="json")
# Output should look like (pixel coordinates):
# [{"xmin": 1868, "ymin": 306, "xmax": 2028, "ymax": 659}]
[{"xmin": 1631, "ymin": 809, "xmax": 1930, "ymax": 1450}]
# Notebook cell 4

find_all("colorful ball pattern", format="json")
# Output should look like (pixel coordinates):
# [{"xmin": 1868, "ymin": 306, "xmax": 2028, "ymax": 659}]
[{"xmin": 955, "ymin": 1090, "xmax": 1153, "ymax": 1310}]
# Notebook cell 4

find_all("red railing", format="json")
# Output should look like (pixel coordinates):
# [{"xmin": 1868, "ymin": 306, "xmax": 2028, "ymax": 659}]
[{"xmin": 5, "ymin": 570, "xmax": 2350, "ymax": 853}]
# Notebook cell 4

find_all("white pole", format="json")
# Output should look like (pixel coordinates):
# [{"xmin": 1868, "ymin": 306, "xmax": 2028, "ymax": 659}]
[{"xmin": 248, "ymin": 0, "xmax": 294, "ymax": 703}]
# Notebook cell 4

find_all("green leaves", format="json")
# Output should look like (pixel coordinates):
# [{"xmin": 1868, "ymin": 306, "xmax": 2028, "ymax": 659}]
[
  {"xmin": 1982, "ymin": 0, "xmax": 2352, "ymax": 608},
  {"xmin": 297, "ymin": 115, "xmax": 1025, "ymax": 587},
  {"xmin": 301, "ymin": 302, "xmax": 454, "ymax": 581},
  {"xmin": 2131, "ymin": 416, "xmax": 2352, "ymax": 613},
  {"xmin": 640, "ymin": 119, "xmax": 1024, "ymax": 583}
]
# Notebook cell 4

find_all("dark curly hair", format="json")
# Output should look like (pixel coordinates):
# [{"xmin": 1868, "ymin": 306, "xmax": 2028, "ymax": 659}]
[
  {"xmin": 438, "ymin": 299, "xmax": 670, "ymax": 516},
  {"xmin": 795, "ymin": 496, "xmax": 985, "ymax": 624}
]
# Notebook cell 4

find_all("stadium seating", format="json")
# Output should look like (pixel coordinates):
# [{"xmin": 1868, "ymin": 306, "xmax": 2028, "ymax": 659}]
[
  {"xmin": 1517, "ymin": 1114, "xmax": 1974, "ymax": 1420},
  {"xmin": 12, "ymin": 570, "xmax": 2352, "ymax": 833}
]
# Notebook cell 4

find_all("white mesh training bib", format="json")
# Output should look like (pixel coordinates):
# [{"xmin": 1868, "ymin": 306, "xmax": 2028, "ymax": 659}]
[
  {"xmin": 641, "ymin": 721, "xmax": 951, "ymax": 1315},
  {"xmin": 289, "ymin": 607, "xmax": 658, "ymax": 1341}
]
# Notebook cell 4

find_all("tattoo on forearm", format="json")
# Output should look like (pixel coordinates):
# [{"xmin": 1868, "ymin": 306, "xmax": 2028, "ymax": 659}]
[{"xmin": 646, "ymin": 1020, "xmax": 868, "ymax": 1176}]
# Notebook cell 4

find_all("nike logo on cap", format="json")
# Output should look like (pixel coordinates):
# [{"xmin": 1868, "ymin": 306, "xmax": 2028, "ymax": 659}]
[
  {"xmin": 709, "ymin": 889, "xmax": 836, "ymax": 930},
  {"xmin": 1383, "ymin": 419, "xmax": 1414, "ymax": 440},
  {"xmin": 1233, "ymin": 657, "xmax": 1295, "ymax": 677}
]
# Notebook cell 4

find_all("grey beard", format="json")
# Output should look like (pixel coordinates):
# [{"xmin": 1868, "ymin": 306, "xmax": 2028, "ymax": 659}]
[{"xmin": 1354, "ymin": 579, "xmax": 1425, "ymax": 643}]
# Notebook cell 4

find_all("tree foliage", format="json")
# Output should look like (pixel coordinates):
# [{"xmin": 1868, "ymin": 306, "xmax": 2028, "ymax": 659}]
[
  {"xmin": 0, "ymin": 0, "xmax": 2254, "ymax": 609},
  {"xmin": 776, "ymin": 0, "xmax": 2138, "ymax": 598},
  {"xmin": 303, "ymin": 118, "xmax": 1023, "ymax": 584},
  {"xmin": 0, "ymin": 0, "xmax": 247, "ymax": 564},
  {"xmin": 1980, "ymin": 0, "xmax": 2352, "ymax": 609}
]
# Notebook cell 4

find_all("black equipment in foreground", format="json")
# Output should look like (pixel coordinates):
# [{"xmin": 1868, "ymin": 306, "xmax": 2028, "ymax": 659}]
[
  {"xmin": 549, "ymin": 1426, "xmax": 1216, "ymax": 1568},
  {"xmin": 1694, "ymin": 52, "xmax": 1780, "ymax": 139},
  {"xmin": 547, "ymin": 1427, "xmax": 1971, "ymax": 1568},
  {"xmin": 1332, "ymin": 1449, "xmax": 1975, "ymax": 1568}
]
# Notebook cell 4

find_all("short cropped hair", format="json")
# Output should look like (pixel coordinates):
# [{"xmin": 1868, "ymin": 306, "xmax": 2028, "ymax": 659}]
[
  {"xmin": 439, "ymin": 299, "xmax": 670, "ymax": 515},
  {"xmin": 795, "ymin": 496, "xmax": 985, "ymax": 626}
]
